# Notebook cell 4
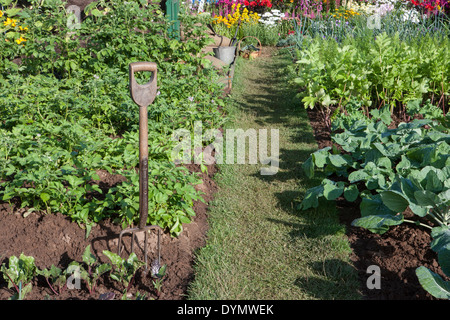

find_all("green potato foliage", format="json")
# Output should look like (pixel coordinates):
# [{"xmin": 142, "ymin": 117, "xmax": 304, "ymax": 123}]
[{"xmin": 0, "ymin": 0, "xmax": 227, "ymax": 237}]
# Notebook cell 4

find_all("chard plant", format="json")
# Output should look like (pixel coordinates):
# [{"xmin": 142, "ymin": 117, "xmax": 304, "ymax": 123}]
[
  {"xmin": 150, "ymin": 259, "xmax": 167, "ymax": 298},
  {"xmin": 38, "ymin": 265, "xmax": 68, "ymax": 296},
  {"xmin": 102, "ymin": 250, "xmax": 145, "ymax": 299},
  {"xmin": 0, "ymin": 253, "xmax": 37, "ymax": 300},
  {"xmin": 292, "ymin": 32, "xmax": 449, "ymax": 123},
  {"xmin": 299, "ymin": 109, "xmax": 450, "ymax": 299},
  {"xmin": 0, "ymin": 0, "xmax": 226, "ymax": 241}
]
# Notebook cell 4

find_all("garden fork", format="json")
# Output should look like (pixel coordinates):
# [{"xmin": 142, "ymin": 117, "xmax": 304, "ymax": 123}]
[{"xmin": 117, "ymin": 62, "xmax": 162, "ymax": 274}]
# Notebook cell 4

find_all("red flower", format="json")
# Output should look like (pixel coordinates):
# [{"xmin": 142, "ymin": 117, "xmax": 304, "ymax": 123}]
[
  {"xmin": 244, "ymin": 0, "xmax": 249, "ymax": 5},
  {"xmin": 250, "ymin": 1, "xmax": 256, "ymax": 6}
]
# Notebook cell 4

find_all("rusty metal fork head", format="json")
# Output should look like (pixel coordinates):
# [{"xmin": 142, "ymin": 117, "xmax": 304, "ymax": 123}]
[{"xmin": 117, "ymin": 62, "xmax": 162, "ymax": 273}]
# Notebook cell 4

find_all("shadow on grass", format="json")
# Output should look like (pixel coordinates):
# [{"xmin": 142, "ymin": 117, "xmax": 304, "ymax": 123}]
[{"xmin": 231, "ymin": 50, "xmax": 361, "ymax": 299}]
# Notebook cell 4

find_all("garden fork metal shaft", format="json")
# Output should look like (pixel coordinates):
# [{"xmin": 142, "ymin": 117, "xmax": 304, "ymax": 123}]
[{"xmin": 118, "ymin": 62, "xmax": 162, "ymax": 273}]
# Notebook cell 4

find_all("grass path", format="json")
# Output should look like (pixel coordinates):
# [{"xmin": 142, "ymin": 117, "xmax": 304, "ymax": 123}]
[{"xmin": 187, "ymin": 48, "xmax": 361, "ymax": 300}]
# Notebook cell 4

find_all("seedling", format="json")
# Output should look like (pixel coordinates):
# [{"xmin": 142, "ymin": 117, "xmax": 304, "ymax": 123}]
[
  {"xmin": 1, "ymin": 253, "xmax": 37, "ymax": 300},
  {"xmin": 102, "ymin": 250, "xmax": 145, "ymax": 299},
  {"xmin": 38, "ymin": 265, "xmax": 68, "ymax": 296},
  {"xmin": 73, "ymin": 245, "xmax": 111, "ymax": 295}
]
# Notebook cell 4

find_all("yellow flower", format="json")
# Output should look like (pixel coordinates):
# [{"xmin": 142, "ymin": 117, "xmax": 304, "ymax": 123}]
[
  {"xmin": 19, "ymin": 25, "xmax": 28, "ymax": 31},
  {"xmin": 0, "ymin": 10, "xmax": 3, "ymax": 18},
  {"xmin": 15, "ymin": 36, "xmax": 26, "ymax": 44}
]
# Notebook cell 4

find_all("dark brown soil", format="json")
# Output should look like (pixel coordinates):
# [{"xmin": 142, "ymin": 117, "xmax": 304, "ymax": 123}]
[
  {"xmin": 1, "ymin": 46, "xmax": 448, "ymax": 301},
  {"xmin": 307, "ymin": 107, "xmax": 450, "ymax": 300}
]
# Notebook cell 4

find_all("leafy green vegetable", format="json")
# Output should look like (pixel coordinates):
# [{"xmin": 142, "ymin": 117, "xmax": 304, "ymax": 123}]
[
  {"xmin": 299, "ymin": 110, "xmax": 450, "ymax": 299},
  {"xmin": 416, "ymin": 266, "xmax": 450, "ymax": 300}
]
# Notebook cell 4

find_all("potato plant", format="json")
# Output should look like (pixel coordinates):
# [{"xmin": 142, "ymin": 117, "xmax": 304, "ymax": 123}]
[
  {"xmin": 0, "ymin": 0, "xmax": 227, "ymax": 237},
  {"xmin": 299, "ymin": 107, "xmax": 450, "ymax": 298}
]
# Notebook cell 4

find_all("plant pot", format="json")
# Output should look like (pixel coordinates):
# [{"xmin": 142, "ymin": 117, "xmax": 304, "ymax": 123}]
[
  {"xmin": 237, "ymin": 36, "xmax": 262, "ymax": 60},
  {"xmin": 213, "ymin": 46, "xmax": 236, "ymax": 65}
]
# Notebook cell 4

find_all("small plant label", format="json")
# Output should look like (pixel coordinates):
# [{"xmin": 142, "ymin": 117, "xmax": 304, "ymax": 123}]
[
  {"xmin": 367, "ymin": 14, "xmax": 381, "ymax": 30},
  {"xmin": 172, "ymin": 121, "xmax": 280, "ymax": 175}
]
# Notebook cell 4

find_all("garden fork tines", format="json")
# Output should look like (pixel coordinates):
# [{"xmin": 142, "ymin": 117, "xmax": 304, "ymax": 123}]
[{"xmin": 117, "ymin": 61, "xmax": 162, "ymax": 274}]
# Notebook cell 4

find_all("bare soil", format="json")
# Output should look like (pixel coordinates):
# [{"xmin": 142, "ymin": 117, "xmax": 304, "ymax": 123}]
[
  {"xmin": 1, "ymin": 45, "xmax": 448, "ymax": 300},
  {"xmin": 307, "ymin": 107, "xmax": 450, "ymax": 300}
]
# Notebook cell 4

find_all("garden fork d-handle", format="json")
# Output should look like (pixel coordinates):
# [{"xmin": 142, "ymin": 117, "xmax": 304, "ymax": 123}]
[
  {"xmin": 129, "ymin": 61, "xmax": 158, "ymax": 108},
  {"xmin": 129, "ymin": 62, "xmax": 157, "ymax": 229}
]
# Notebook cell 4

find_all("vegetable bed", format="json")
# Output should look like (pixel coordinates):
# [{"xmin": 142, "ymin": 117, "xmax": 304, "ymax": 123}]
[{"xmin": 0, "ymin": 0, "xmax": 226, "ymax": 300}]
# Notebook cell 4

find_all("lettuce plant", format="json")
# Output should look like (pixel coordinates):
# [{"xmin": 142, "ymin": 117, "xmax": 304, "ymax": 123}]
[
  {"xmin": 1, "ymin": 253, "xmax": 37, "ymax": 300},
  {"xmin": 150, "ymin": 259, "xmax": 167, "ymax": 298}
]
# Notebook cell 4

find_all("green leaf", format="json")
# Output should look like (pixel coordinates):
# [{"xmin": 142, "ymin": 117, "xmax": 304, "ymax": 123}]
[
  {"xmin": 348, "ymin": 170, "xmax": 370, "ymax": 183},
  {"xmin": 6, "ymin": 31, "xmax": 19, "ymax": 39},
  {"xmin": 90, "ymin": 8, "xmax": 103, "ymax": 17},
  {"xmin": 311, "ymin": 147, "xmax": 331, "ymax": 168},
  {"xmin": 396, "ymin": 155, "xmax": 412, "ymax": 174},
  {"xmin": 414, "ymin": 190, "xmax": 439, "ymax": 207},
  {"xmin": 299, "ymin": 185, "xmax": 324, "ymax": 210},
  {"xmin": 328, "ymin": 154, "xmax": 350, "ymax": 168},
  {"xmin": 416, "ymin": 266, "xmax": 450, "ymax": 300},
  {"xmin": 96, "ymin": 263, "xmax": 112, "ymax": 276},
  {"xmin": 157, "ymin": 264, "xmax": 167, "ymax": 278},
  {"xmin": 377, "ymin": 157, "xmax": 391, "ymax": 169},
  {"xmin": 438, "ymin": 189, "xmax": 450, "ymax": 203},
  {"xmin": 425, "ymin": 170, "xmax": 444, "ymax": 194},
  {"xmin": 351, "ymin": 213, "xmax": 403, "ymax": 234},
  {"xmin": 103, "ymin": 250, "xmax": 122, "ymax": 267},
  {"xmin": 4, "ymin": 8, "xmax": 21, "ymax": 17},
  {"xmin": 430, "ymin": 227, "xmax": 450, "ymax": 277},
  {"xmin": 355, "ymin": 194, "xmax": 403, "ymax": 233}
]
